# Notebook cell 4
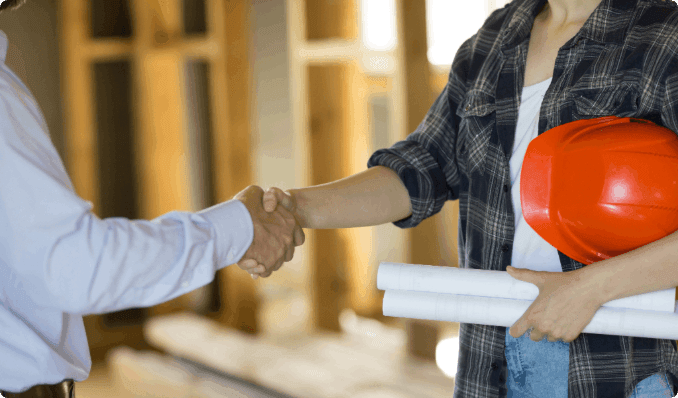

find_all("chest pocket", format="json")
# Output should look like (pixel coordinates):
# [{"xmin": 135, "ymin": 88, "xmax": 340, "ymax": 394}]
[
  {"xmin": 570, "ymin": 83, "xmax": 641, "ymax": 119},
  {"xmin": 456, "ymin": 91, "xmax": 496, "ymax": 176}
]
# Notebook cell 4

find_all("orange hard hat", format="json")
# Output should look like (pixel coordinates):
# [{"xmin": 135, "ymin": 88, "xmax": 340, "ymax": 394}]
[{"xmin": 521, "ymin": 116, "xmax": 678, "ymax": 265}]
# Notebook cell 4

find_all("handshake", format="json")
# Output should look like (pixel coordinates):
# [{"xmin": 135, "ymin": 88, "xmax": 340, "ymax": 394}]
[
  {"xmin": 234, "ymin": 185, "xmax": 304, "ymax": 279},
  {"xmin": 231, "ymin": 166, "xmax": 413, "ymax": 279}
]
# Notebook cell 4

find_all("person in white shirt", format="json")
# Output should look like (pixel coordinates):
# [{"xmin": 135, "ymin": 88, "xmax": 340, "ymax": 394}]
[{"xmin": 0, "ymin": 0, "xmax": 304, "ymax": 396}]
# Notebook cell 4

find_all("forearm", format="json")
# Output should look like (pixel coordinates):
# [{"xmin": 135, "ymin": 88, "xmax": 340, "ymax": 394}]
[
  {"xmin": 37, "ymin": 201, "xmax": 250, "ymax": 315},
  {"xmin": 581, "ymin": 228, "xmax": 678, "ymax": 304},
  {"xmin": 289, "ymin": 166, "xmax": 412, "ymax": 229}
]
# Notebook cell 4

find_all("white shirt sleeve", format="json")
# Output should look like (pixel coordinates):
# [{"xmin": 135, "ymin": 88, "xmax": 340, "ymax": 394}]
[{"xmin": 0, "ymin": 84, "xmax": 254, "ymax": 316}]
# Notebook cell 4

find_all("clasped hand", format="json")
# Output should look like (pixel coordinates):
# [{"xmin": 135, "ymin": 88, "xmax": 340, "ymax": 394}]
[{"xmin": 234, "ymin": 186, "xmax": 304, "ymax": 279}]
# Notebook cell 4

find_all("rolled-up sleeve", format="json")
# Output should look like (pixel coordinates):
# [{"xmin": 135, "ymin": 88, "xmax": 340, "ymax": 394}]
[{"xmin": 367, "ymin": 45, "xmax": 469, "ymax": 229}]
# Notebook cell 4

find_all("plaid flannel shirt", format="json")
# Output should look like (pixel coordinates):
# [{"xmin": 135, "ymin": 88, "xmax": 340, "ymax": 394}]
[{"xmin": 367, "ymin": 0, "xmax": 678, "ymax": 396}]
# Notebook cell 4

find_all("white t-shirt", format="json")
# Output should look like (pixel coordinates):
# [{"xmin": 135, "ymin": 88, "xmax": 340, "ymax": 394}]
[{"xmin": 509, "ymin": 77, "xmax": 563, "ymax": 273}]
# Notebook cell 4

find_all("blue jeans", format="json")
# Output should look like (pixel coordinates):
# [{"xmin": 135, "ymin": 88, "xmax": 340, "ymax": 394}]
[{"xmin": 505, "ymin": 327, "xmax": 674, "ymax": 397}]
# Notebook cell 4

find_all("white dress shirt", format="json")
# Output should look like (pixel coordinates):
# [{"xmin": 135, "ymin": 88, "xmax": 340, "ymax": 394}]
[
  {"xmin": 509, "ymin": 77, "xmax": 563, "ymax": 273},
  {"xmin": 0, "ymin": 30, "xmax": 254, "ymax": 393}
]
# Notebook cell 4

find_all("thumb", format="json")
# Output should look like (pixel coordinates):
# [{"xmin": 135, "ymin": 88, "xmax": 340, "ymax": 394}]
[
  {"xmin": 264, "ymin": 187, "xmax": 295, "ymax": 212},
  {"xmin": 506, "ymin": 266, "xmax": 535, "ymax": 282},
  {"xmin": 263, "ymin": 188, "xmax": 279, "ymax": 212}
]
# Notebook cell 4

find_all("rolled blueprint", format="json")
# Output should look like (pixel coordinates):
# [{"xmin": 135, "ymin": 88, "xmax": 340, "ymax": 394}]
[
  {"xmin": 377, "ymin": 262, "xmax": 676, "ymax": 313},
  {"xmin": 382, "ymin": 289, "xmax": 678, "ymax": 340}
]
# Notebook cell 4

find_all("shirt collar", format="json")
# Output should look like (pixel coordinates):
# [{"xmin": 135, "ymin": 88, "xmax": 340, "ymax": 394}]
[
  {"xmin": 501, "ymin": 0, "xmax": 639, "ymax": 51},
  {"xmin": 576, "ymin": 0, "xmax": 639, "ymax": 45},
  {"xmin": 501, "ymin": 0, "xmax": 548, "ymax": 51}
]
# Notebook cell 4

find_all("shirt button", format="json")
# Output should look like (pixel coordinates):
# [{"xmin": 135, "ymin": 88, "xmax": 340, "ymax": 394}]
[
  {"xmin": 501, "ymin": 244, "xmax": 510, "ymax": 252},
  {"xmin": 490, "ymin": 362, "xmax": 498, "ymax": 370},
  {"xmin": 182, "ymin": 281, "xmax": 189, "ymax": 288},
  {"xmin": 503, "ymin": 184, "xmax": 509, "ymax": 193}
]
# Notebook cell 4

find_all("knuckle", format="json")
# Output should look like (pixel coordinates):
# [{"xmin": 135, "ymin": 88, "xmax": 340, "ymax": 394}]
[
  {"xmin": 283, "ymin": 234, "xmax": 293, "ymax": 246},
  {"xmin": 537, "ymin": 320, "xmax": 552, "ymax": 331}
]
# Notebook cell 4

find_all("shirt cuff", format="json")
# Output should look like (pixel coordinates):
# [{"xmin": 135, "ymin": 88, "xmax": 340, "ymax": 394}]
[
  {"xmin": 367, "ymin": 150, "xmax": 425, "ymax": 229},
  {"xmin": 198, "ymin": 199, "xmax": 254, "ymax": 267}
]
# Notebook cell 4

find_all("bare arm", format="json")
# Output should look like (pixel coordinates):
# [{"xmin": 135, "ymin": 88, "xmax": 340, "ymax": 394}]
[{"xmin": 267, "ymin": 165, "xmax": 412, "ymax": 229}]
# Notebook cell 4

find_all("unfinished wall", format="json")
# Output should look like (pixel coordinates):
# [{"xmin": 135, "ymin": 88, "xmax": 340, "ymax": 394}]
[{"xmin": 0, "ymin": 0, "xmax": 64, "ymax": 158}]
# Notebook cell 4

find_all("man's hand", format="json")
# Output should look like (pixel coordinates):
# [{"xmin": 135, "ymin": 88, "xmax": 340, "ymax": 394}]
[
  {"xmin": 506, "ymin": 265, "xmax": 605, "ymax": 343},
  {"xmin": 234, "ymin": 185, "xmax": 304, "ymax": 279}
]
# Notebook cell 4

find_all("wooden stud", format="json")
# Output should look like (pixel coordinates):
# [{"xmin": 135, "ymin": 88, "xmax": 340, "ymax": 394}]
[
  {"xmin": 398, "ymin": 0, "xmax": 443, "ymax": 361},
  {"xmin": 307, "ymin": 64, "xmax": 352, "ymax": 331},
  {"xmin": 129, "ymin": 0, "xmax": 202, "ymax": 317},
  {"xmin": 305, "ymin": 0, "xmax": 358, "ymax": 40},
  {"xmin": 286, "ymin": 0, "xmax": 315, "ymax": 333},
  {"xmin": 430, "ymin": 70, "xmax": 449, "ymax": 96},
  {"xmin": 304, "ymin": 0, "xmax": 358, "ymax": 332},
  {"xmin": 59, "ymin": 0, "xmax": 99, "ymax": 212},
  {"xmin": 208, "ymin": 0, "xmax": 260, "ymax": 334}
]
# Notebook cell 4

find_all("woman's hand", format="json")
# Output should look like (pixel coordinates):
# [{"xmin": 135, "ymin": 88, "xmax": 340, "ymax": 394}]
[{"xmin": 506, "ymin": 265, "xmax": 606, "ymax": 343}]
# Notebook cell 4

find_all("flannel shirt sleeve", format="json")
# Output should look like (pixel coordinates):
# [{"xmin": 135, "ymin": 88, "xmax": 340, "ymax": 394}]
[{"xmin": 366, "ymin": 40, "xmax": 471, "ymax": 229}]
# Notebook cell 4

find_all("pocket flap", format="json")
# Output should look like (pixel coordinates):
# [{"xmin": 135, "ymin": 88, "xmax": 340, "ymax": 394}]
[{"xmin": 457, "ymin": 91, "xmax": 497, "ymax": 118}]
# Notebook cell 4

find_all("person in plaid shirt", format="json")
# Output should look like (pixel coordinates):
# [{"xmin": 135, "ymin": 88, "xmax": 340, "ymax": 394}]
[{"xmin": 245, "ymin": 0, "xmax": 678, "ymax": 396}]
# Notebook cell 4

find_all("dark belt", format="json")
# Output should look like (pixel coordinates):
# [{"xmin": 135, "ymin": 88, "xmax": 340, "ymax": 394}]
[{"xmin": 0, "ymin": 379, "xmax": 74, "ymax": 398}]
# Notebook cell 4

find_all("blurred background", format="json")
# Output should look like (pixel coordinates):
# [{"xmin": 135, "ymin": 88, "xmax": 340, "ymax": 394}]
[{"xmin": 0, "ymin": 0, "xmax": 510, "ymax": 396}]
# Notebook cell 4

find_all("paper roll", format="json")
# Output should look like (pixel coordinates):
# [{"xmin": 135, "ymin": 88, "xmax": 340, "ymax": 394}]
[
  {"xmin": 383, "ymin": 290, "xmax": 678, "ymax": 340},
  {"xmin": 377, "ymin": 262, "xmax": 676, "ymax": 313}
]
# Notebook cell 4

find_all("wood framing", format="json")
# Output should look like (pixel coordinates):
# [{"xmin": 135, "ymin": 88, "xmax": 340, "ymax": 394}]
[
  {"xmin": 286, "ymin": 0, "xmax": 315, "ymax": 333},
  {"xmin": 398, "ymin": 0, "xmax": 443, "ymax": 361},
  {"xmin": 212, "ymin": 0, "xmax": 260, "ymax": 334},
  {"xmin": 305, "ymin": 0, "xmax": 358, "ymax": 332},
  {"xmin": 127, "ymin": 0, "xmax": 202, "ymax": 318},
  {"xmin": 59, "ymin": 0, "xmax": 259, "ymax": 336},
  {"xmin": 60, "ymin": 0, "xmax": 99, "ymax": 212}
]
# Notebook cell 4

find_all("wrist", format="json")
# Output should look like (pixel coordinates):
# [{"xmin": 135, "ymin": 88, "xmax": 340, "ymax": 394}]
[
  {"xmin": 576, "ymin": 263, "xmax": 613, "ymax": 305},
  {"xmin": 286, "ymin": 188, "xmax": 311, "ymax": 228}
]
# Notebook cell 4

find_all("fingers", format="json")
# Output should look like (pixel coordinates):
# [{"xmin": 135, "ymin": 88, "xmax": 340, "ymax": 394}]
[
  {"xmin": 509, "ymin": 317, "xmax": 527, "ymax": 338},
  {"xmin": 285, "ymin": 245, "xmax": 294, "ymax": 262},
  {"xmin": 237, "ymin": 258, "xmax": 258, "ymax": 271},
  {"xmin": 263, "ymin": 187, "xmax": 288, "ymax": 212},
  {"xmin": 529, "ymin": 330, "xmax": 546, "ymax": 342},
  {"xmin": 258, "ymin": 269, "xmax": 274, "ymax": 278},
  {"xmin": 263, "ymin": 188, "xmax": 304, "ymax": 246},
  {"xmin": 245, "ymin": 187, "xmax": 303, "ymax": 279},
  {"xmin": 263, "ymin": 189, "xmax": 278, "ymax": 212},
  {"xmin": 235, "ymin": 185, "xmax": 264, "ymax": 203},
  {"xmin": 238, "ymin": 258, "xmax": 265, "ymax": 273},
  {"xmin": 274, "ymin": 203, "xmax": 303, "ymax": 245},
  {"xmin": 293, "ymin": 224, "xmax": 305, "ymax": 246},
  {"xmin": 263, "ymin": 187, "xmax": 296, "ymax": 212},
  {"xmin": 546, "ymin": 329, "xmax": 564, "ymax": 342},
  {"xmin": 239, "ymin": 258, "xmax": 264, "ymax": 280}
]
